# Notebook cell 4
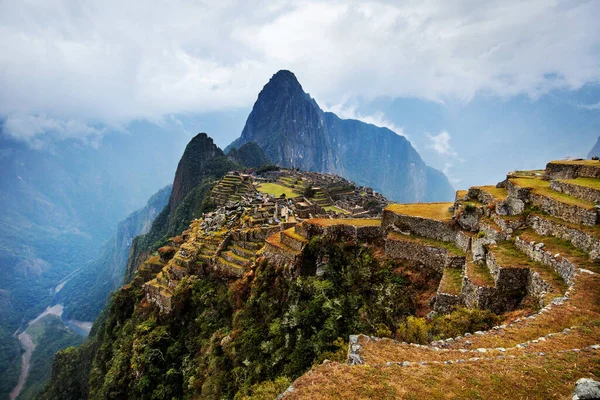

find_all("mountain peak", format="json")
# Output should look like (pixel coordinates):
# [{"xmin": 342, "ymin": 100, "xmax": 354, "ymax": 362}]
[{"xmin": 261, "ymin": 69, "xmax": 305, "ymax": 96}]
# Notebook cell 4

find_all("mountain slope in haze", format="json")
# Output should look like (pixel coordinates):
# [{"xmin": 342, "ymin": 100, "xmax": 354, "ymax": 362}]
[
  {"xmin": 58, "ymin": 185, "xmax": 172, "ymax": 322},
  {"xmin": 0, "ymin": 124, "xmax": 188, "ymax": 399},
  {"xmin": 227, "ymin": 70, "xmax": 454, "ymax": 203},
  {"xmin": 588, "ymin": 136, "xmax": 600, "ymax": 158}
]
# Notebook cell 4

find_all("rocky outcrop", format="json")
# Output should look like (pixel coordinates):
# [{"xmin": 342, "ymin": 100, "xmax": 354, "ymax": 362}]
[{"xmin": 226, "ymin": 141, "xmax": 271, "ymax": 169}]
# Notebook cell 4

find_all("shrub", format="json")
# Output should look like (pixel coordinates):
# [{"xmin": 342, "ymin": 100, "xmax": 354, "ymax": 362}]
[
  {"xmin": 465, "ymin": 204, "xmax": 477, "ymax": 213},
  {"xmin": 477, "ymin": 231, "xmax": 486, "ymax": 239}
]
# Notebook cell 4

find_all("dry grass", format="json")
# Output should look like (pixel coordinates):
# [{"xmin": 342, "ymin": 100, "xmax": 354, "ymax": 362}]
[
  {"xmin": 387, "ymin": 232, "xmax": 465, "ymax": 256},
  {"xmin": 287, "ymin": 350, "xmax": 600, "ymax": 400},
  {"xmin": 488, "ymin": 241, "xmax": 536, "ymax": 269},
  {"xmin": 305, "ymin": 218, "xmax": 381, "ymax": 227},
  {"xmin": 386, "ymin": 203, "xmax": 454, "ymax": 221},
  {"xmin": 510, "ymin": 178, "xmax": 596, "ymax": 209}
]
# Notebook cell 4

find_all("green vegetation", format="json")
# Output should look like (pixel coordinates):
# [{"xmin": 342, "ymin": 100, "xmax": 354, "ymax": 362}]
[
  {"xmin": 306, "ymin": 218, "xmax": 380, "ymax": 227},
  {"xmin": 42, "ymin": 238, "xmax": 439, "ymax": 399},
  {"xmin": 396, "ymin": 308, "xmax": 501, "ymax": 344},
  {"xmin": 474, "ymin": 185, "xmax": 508, "ymax": 201},
  {"xmin": 256, "ymin": 183, "xmax": 299, "ymax": 199},
  {"xmin": 0, "ymin": 328, "xmax": 20, "ymax": 398}
]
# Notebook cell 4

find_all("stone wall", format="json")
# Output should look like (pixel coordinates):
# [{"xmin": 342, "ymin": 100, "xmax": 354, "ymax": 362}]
[
  {"xmin": 385, "ymin": 235, "xmax": 466, "ymax": 273},
  {"xmin": 515, "ymin": 236, "xmax": 576, "ymax": 285},
  {"xmin": 485, "ymin": 250, "xmax": 529, "ymax": 310},
  {"xmin": 301, "ymin": 222, "xmax": 383, "ymax": 243},
  {"xmin": 550, "ymin": 180, "xmax": 600, "ymax": 204},
  {"xmin": 381, "ymin": 210, "xmax": 456, "ymax": 242},
  {"xmin": 527, "ymin": 269, "xmax": 552, "ymax": 307},
  {"xmin": 385, "ymin": 236, "xmax": 447, "ymax": 273},
  {"xmin": 527, "ymin": 214, "xmax": 600, "ymax": 260},
  {"xmin": 545, "ymin": 162, "xmax": 600, "ymax": 180},
  {"xmin": 460, "ymin": 275, "xmax": 498, "ymax": 312},
  {"xmin": 455, "ymin": 231, "xmax": 472, "ymax": 253},
  {"xmin": 434, "ymin": 293, "xmax": 461, "ymax": 314},
  {"xmin": 530, "ymin": 192, "xmax": 597, "ymax": 226}
]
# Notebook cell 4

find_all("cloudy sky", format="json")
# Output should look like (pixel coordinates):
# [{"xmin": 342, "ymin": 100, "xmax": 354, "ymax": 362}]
[{"xmin": 1, "ymin": 0, "xmax": 599, "ymax": 187}]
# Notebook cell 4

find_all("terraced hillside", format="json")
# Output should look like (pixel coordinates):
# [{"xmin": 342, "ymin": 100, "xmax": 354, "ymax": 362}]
[
  {"xmin": 43, "ymin": 159, "xmax": 600, "ymax": 400},
  {"xmin": 279, "ymin": 160, "xmax": 600, "ymax": 399}
]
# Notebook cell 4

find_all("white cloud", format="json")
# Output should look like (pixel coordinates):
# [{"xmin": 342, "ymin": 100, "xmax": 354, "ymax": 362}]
[
  {"xmin": 426, "ymin": 131, "xmax": 457, "ymax": 157},
  {"xmin": 0, "ymin": 0, "xmax": 599, "ymax": 144},
  {"xmin": 325, "ymin": 102, "xmax": 405, "ymax": 137},
  {"xmin": 579, "ymin": 101, "xmax": 600, "ymax": 110}
]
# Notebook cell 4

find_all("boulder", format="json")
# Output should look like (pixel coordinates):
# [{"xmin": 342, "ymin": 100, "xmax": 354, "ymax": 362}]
[{"xmin": 573, "ymin": 378, "xmax": 600, "ymax": 400}]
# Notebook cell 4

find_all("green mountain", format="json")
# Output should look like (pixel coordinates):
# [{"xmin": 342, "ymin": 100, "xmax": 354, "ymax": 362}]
[{"xmin": 227, "ymin": 70, "xmax": 454, "ymax": 203}]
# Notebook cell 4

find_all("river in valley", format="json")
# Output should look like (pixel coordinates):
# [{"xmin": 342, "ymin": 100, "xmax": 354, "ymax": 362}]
[{"xmin": 10, "ymin": 282, "xmax": 93, "ymax": 399}]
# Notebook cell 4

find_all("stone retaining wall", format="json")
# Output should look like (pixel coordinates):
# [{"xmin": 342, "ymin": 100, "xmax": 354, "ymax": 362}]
[
  {"xmin": 515, "ymin": 236, "xmax": 577, "ymax": 285},
  {"xmin": 382, "ymin": 209, "xmax": 456, "ymax": 242},
  {"xmin": 385, "ymin": 236, "xmax": 447, "ymax": 273},
  {"xmin": 545, "ymin": 162, "xmax": 600, "ymax": 180},
  {"xmin": 550, "ymin": 180, "xmax": 600, "ymax": 204},
  {"xmin": 434, "ymin": 292, "xmax": 461, "ymax": 314},
  {"xmin": 485, "ymin": 251, "xmax": 529, "ymax": 310},
  {"xmin": 527, "ymin": 215, "xmax": 600, "ymax": 260},
  {"xmin": 531, "ymin": 193, "xmax": 597, "ymax": 226},
  {"xmin": 461, "ymin": 275, "xmax": 498, "ymax": 312}
]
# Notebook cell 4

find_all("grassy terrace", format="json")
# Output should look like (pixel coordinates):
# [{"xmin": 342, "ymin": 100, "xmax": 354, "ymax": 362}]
[
  {"xmin": 282, "ymin": 227, "xmax": 308, "ymax": 242},
  {"xmin": 520, "ymin": 228, "xmax": 600, "ymax": 274},
  {"xmin": 305, "ymin": 218, "xmax": 381, "ymax": 227},
  {"xmin": 438, "ymin": 267, "xmax": 463, "ymax": 295},
  {"xmin": 256, "ymin": 183, "xmax": 300, "ymax": 198},
  {"xmin": 385, "ymin": 202, "xmax": 454, "ymax": 221},
  {"xmin": 466, "ymin": 259, "xmax": 495, "ymax": 286},
  {"xmin": 510, "ymin": 177, "xmax": 596, "ymax": 209},
  {"xmin": 323, "ymin": 205, "xmax": 350, "ymax": 214},
  {"xmin": 474, "ymin": 185, "xmax": 508, "ymax": 201},
  {"xmin": 489, "ymin": 241, "xmax": 541, "ymax": 269},
  {"xmin": 387, "ymin": 232, "xmax": 464, "ymax": 256},
  {"xmin": 456, "ymin": 189, "xmax": 468, "ymax": 198},
  {"xmin": 509, "ymin": 169, "xmax": 545, "ymax": 178},
  {"xmin": 548, "ymin": 159, "xmax": 600, "ymax": 166},
  {"xmin": 559, "ymin": 177, "xmax": 600, "ymax": 191}
]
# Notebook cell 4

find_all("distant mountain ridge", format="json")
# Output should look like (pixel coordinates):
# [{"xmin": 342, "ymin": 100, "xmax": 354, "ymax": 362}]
[
  {"xmin": 227, "ymin": 70, "xmax": 454, "ymax": 203},
  {"xmin": 588, "ymin": 136, "xmax": 600, "ymax": 159}
]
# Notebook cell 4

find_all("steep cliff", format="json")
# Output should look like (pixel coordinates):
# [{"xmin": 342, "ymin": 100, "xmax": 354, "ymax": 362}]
[
  {"xmin": 58, "ymin": 185, "xmax": 172, "ymax": 321},
  {"xmin": 228, "ymin": 70, "xmax": 454, "ymax": 203}
]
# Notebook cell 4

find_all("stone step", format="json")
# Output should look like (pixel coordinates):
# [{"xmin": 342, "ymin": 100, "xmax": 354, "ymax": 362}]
[
  {"xmin": 508, "ymin": 178, "xmax": 598, "ymax": 226},
  {"xmin": 213, "ymin": 256, "xmax": 245, "ymax": 278},
  {"xmin": 280, "ymin": 228, "xmax": 308, "ymax": 251},
  {"xmin": 222, "ymin": 250, "xmax": 250, "ymax": 266},
  {"xmin": 264, "ymin": 233, "xmax": 302, "ymax": 262},
  {"xmin": 230, "ymin": 244, "xmax": 255, "ymax": 259}
]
